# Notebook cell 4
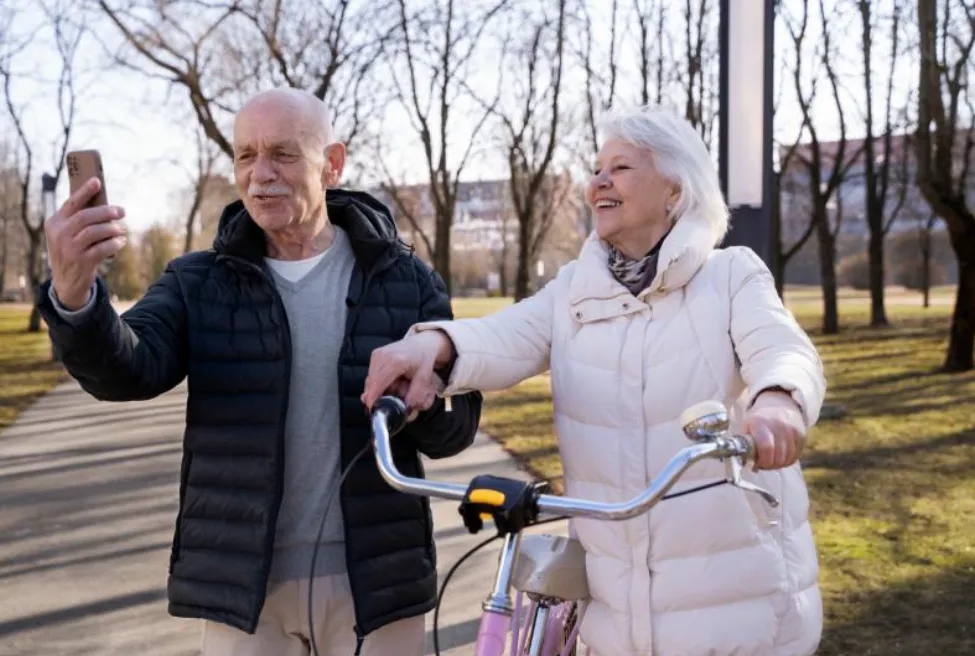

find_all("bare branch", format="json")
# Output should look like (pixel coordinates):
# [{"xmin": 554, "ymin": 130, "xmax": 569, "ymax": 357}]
[
  {"xmin": 382, "ymin": 0, "xmax": 511, "ymax": 291},
  {"xmin": 97, "ymin": 0, "xmax": 385, "ymax": 156}
]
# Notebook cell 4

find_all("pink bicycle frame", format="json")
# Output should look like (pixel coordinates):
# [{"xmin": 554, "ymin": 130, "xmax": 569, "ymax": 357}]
[
  {"xmin": 472, "ymin": 533, "xmax": 589, "ymax": 656},
  {"xmin": 475, "ymin": 610, "xmax": 512, "ymax": 656}
]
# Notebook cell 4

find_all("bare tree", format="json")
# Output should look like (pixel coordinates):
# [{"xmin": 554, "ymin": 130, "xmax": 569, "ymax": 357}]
[
  {"xmin": 181, "ymin": 128, "xmax": 219, "ymax": 254},
  {"xmin": 0, "ymin": 143, "xmax": 18, "ymax": 296},
  {"xmin": 784, "ymin": 0, "xmax": 859, "ymax": 334},
  {"xmin": 490, "ymin": 0, "xmax": 567, "ymax": 300},
  {"xmin": 190, "ymin": 172, "xmax": 239, "ymax": 250},
  {"xmin": 856, "ymin": 0, "xmax": 911, "ymax": 327},
  {"xmin": 103, "ymin": 240, "xmax": 143, "ymax": 300},
  {"xmin": 0, "ymin": 156, "xmax": 29, "ymax": 299},
  {"xmin": 773, "ymin": 125, "xmax": 813, "ymax": 297},
  {"xmin": 914, "ymin": 0, "xmax": 975, "ymax": 371},
  {"xmin": 539, "ymin": 178, "xmax": 586, "ymax": 260},
  {"xmin": 882, "ymin": 129, "xmax": 933, "ymax": 307},
  {"xmin": 633, "ymin": 0, "xmax": 668, "ymax": 106},
  {"xmin": 379, "ymin": 0, "xmax": 509, "ymax": 295},
  {"xmin": 679, "ymin": 0, "xmax": 718, "ymax": 145},
  {"xmin": 0, "ymin": 5, "xmax": 83, "ymax": 331},
  {"xmin": 490, "ymin": 189, "xmax": 515, "ymax": 297},
  {"xmin": 140, "ymin": 223, "xmax": 178, "ymax": 286},
  {"xmin": 96, "ymin": 0, "xmax": 390, "ymax": 159},
  {"xmin": 917, "ymin": 213, "xmax": 941, "ymax": 308},
  {"xmin": 771, "ymin": 16, "xmax": 813, "ymax": 297},
  {"xmin": 579, "ymin": 0, "xmax": 620, "ymax": 156},
  {"xmin": 569, "ymin": 0, "xmax": 620, "ymax": 236}
]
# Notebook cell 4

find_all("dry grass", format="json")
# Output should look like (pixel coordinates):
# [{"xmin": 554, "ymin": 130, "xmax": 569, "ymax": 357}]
[
  {"xmin": 0, "ymin": 308, "xmax": 63, "ymax": 432},
  {"xmin": 452, "ymin": 290, "xmax": 975, "ymax": 656}
]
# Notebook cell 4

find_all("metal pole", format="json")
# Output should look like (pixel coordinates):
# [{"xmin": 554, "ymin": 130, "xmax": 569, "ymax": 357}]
[
  {"xmin": 718, "ymin": 0, "xmax": 730, "ymax": 201},
  {"xmin": 718, "ymin": 0, "xmax": 775, "ymax": 267},
  {"xmin": 41, "ymin": 173, "xmax": 61, "ymax": 362}
]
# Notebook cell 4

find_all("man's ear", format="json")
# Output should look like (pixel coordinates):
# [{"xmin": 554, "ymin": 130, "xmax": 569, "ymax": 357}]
[{"xmin": 323, "ymin": 142, "xmax": 347, "ymax": 188}]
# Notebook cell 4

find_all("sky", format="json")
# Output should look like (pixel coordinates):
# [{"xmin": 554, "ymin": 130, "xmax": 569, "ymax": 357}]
[
  {"xmin": 2, "ymin": 0, "xmax": 912, "ymax": 235},
  {"xmin": 2, "ymin": 3, "xmax": 202, "ymax": 233}
]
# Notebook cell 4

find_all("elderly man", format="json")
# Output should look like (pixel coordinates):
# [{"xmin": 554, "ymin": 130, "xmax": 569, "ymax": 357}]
[{"xmin": 38, "ymin": 89, "xmax": 482, "ymax": 656}]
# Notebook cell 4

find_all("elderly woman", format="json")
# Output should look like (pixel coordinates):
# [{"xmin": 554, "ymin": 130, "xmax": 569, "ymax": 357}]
[{"xmin": 362, "ymin": 107, "xmax": 826, "ymax": 656}]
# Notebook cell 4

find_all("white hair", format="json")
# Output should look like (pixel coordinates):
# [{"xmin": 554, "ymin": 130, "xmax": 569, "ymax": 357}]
[{"xmin": 598, "ymin": 106, "xmax": 729, "ymax": 243}]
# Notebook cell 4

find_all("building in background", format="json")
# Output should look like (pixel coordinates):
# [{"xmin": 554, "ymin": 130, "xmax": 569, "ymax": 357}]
[{"xmin": 371, "ymin": 178, "xmax": 587, "ymax": 295}]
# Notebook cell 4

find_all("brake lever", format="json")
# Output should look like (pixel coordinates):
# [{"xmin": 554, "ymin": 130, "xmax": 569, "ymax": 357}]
[{"xmin": 724, "ymin": 445, "xmax": 779, "ymax": 508}]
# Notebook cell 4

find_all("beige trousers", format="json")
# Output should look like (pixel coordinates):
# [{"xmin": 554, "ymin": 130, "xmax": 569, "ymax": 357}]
[{"xmin": 201, "ymin": 574, "xmax": 425, "ymax": 656}]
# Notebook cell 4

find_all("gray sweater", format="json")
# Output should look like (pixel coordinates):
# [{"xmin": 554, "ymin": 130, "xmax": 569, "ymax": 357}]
[{"xmin": 265, "ymin": 226, "xmax": 356, "ymax": 582}]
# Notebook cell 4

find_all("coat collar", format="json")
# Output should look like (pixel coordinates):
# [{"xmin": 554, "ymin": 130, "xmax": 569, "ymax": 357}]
[
  {"xmin": 568, "ymin": 212, "xmax": 719, "ymax": 322},
  {"xmin": 212, "ymin": 189, "xmax": 405, "ymax": 274}
]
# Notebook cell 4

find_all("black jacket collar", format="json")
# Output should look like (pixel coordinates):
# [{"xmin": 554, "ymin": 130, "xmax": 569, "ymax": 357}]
[{"xmin": 212, "ymin": 188, "xmax": 404, "ymax": 273}]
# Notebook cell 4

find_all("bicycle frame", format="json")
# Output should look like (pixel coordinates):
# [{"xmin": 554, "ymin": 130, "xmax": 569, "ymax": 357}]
[{"xmin": 473, "ymin": 532, "xmax": 587, "ymax": 656}]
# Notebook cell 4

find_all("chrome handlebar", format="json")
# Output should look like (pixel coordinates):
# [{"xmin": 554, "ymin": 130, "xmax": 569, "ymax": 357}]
[{"xmin": 370, "ymin": 397, "xmax": 778, "ymax": 522}]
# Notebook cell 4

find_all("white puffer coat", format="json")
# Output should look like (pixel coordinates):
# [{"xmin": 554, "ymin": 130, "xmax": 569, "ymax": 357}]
[{"xmin": 414, "ymin": 212, "xmax": 826, "ymax": 655}]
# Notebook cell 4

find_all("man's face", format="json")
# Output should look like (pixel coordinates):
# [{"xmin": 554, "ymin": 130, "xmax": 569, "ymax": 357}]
[{"xmin": 232, "ymin": 98, "xmax": 345, "ymax": 233}]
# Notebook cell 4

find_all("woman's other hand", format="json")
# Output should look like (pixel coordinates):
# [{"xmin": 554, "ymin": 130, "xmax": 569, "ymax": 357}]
[
  {"xmin": 361, "ymin": 330, "xmax": 455, "ymax": 413},
  {"xmin": 742, "ymin": 390, "xmax": 808, "ymax": 470}
]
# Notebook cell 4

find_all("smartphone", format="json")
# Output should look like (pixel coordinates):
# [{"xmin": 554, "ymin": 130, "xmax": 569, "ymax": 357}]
[
  {"xmin": 66, "ymin": 149, "xmax": 117, "ymax": 259},
  {"xmin": 66, "ymin": 149, "xmax": 108, "ymax": 207}
]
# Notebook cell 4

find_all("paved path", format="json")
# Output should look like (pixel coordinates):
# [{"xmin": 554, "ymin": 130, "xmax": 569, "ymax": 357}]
[{"xmin": 0, "ymin": 380, "xmax": 565, "ymax": 655}]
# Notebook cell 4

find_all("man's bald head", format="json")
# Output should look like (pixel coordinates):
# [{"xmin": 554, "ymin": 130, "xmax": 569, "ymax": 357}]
[
  {"xmin": 235, "ymin": 88, "xmax": 334, "ymax": 149},
  {"xmin": 232, "ymin": 88, "xmax": 347, "ymax": 240}
]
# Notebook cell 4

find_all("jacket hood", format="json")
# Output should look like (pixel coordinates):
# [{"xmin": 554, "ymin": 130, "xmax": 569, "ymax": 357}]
[{"xmin": 212, "ymin": 188, "xmax": 402, "ymax": 268}]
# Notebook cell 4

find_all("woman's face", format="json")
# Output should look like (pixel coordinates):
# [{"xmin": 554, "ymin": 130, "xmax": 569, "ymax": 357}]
[{"xmin": 585, "ymin": 138, "xmax": 679, "ymax": 258}]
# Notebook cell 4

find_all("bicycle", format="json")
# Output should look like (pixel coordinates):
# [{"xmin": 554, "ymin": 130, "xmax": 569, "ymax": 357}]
[{"xmin": 369, "ymin": 397, "xmax": 781, "ymax": 656}]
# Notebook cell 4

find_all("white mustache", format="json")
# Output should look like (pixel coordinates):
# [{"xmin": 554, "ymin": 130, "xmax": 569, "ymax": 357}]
[{"xmin": 248, "ymin": 185, "xmax": 292, "ymax": 197}]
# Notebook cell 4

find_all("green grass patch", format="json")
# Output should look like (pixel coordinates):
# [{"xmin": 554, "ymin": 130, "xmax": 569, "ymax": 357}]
[
  {"xmin": 0, "ymin": 307, "xmax": 64, "ymax": 432},
  {"xmin": 451, "ymin": 296, "xmax": 512, "ymax": 319},
  {"xmin": 452, "ymin": 294, "xmax": 975, "ymax": 656}
]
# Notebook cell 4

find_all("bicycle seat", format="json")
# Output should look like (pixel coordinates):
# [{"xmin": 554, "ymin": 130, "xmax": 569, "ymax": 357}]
[{"xmin": 512, "ymin": 534, "xmax": 590, "ymax": 602}]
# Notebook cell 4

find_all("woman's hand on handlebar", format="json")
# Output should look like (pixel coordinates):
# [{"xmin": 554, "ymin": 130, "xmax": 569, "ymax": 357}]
[
  {"xmin": 361, "ymin": 330, "xmax": 455, "ymax": 413},
  {"xmin": 743, "ymin": 390, "xmax": 807, "ymax": 470}
]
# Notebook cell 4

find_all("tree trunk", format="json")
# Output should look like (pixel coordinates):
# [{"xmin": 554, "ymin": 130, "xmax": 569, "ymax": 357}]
[
  {"xmin": 0, "ymin": 217, "xmax": 7, "ymax": 296},
  {"xmin": 514, "ymin": 218, "xmax": 531, "ymax": 301},
  {"xmin": 498, "ymin": 232, "xmax": 510, "ymax": 297},
  {"xmin": 26, "ymin": 233, "xmax": 42, "ymax": 332},
  {"xmin": 868, "ymin": 230, "xmax": 889, "ymax": 326},
  {"xmin": 942, "ymin": 227, "xmax": 975, "ymax": 371},
  {"xmin": 434, "ymin": 206, "xmax": 453, "ymax": 297},
  {"xmin": 771, "ymin": 173, "xmax": 785, "ymax": 298},
  {"xmin": 183, "ymin": 213, "xmax": 197, "ymax": 255},
  {"xmin": 920, "ymin": 227, "xmax": 932, "ymax": 309},
  {"xmin": 816, "ymin": 211, "xmax": 839, "ymax": 334}
]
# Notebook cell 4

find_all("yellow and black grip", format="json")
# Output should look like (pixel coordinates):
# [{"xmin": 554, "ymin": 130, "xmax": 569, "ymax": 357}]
[{"xmin": 458, "ymin": 475, "xmax": 544, "ymax": 535}]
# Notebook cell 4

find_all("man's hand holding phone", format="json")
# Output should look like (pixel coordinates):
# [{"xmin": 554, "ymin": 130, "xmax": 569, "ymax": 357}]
[{"xmin": 45, "ymin": 177, "xmax": 128, "ymax": 311}]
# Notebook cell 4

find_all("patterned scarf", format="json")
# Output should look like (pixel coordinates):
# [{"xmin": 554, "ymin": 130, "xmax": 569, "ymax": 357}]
[{"xmin": 607, "ymin": 231, "xmax": 671, "ymax": 296}]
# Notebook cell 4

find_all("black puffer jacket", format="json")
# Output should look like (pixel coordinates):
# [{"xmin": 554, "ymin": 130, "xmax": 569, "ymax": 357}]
[{"xmin": 37, "ymin": 190, "xmax": 482, "ymax": 638}]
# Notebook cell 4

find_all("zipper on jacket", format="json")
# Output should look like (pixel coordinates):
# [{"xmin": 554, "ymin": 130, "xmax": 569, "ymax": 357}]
[
  {"xmin": 338, "ymin": 262, "xmax": 374, "ymax": 637},
  {"xmin": 216, "ymin": 254, "xmax": 292, "ymax": 611},
  {"xmin": 338, "ymin": 248, "xmax": 401, "ymax": 636}
]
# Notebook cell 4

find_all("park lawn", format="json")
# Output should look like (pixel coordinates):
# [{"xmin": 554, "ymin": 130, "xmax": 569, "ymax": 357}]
[
  {"xmin": 0, "ymin": 307, "xmax": 64, "ymax": 432},
  {"xmin": 457, "ymin": 297, "xmax": 975, "ymax": 656}
]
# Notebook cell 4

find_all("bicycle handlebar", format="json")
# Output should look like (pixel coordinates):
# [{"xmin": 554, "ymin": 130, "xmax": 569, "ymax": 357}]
[{"xmin": 370, "ymin": 396, "xmax": 761, "ymax": 521}]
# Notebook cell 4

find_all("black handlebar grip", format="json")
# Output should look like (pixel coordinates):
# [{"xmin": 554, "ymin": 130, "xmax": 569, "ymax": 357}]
[{"xmin": 374, "ymin": 395, "xmax": 409, "ymax": 437}]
